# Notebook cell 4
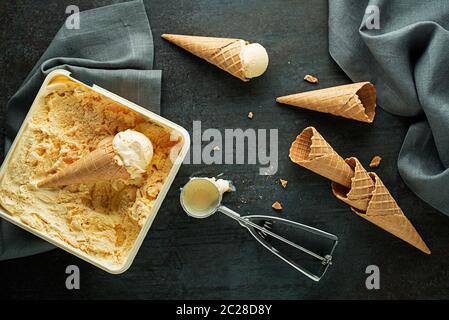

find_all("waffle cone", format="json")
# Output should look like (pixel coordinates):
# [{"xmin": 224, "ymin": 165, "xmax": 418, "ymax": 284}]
[
  {"xmin": 331, "ymin": 157, "xmax": 374, "ymax": 211},
  {"xmin": 356, "ymin": 210, "xmax": 430, "ymax": 255},
  {"xmin": 162, "ymin": 34, "xmax": 248, "ymax": 81},
  {"xmin": 37, "ymin": 142, "xmax": 130, "ymax": 188},
  {"xmin": 289, "ymin": 127, "xmax": 354, "ymax": 188},
  {"xmin": 277, "ymin": 82, "xmax": 376, "ymax": 123},
  {"xmin": 331, "ymin": 157, "xmax": 430, "ymax": 254}
]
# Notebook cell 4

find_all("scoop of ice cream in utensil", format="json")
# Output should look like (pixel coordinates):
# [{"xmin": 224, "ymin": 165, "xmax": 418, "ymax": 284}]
[{"xmin": 180, "ymin": 178, "xmax": 338, "ymax": 282}]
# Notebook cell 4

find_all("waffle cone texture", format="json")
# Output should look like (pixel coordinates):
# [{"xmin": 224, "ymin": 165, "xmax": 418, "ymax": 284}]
[
  {"xmin": 290, "ymin": 127, "xmax": 429, "ymax": 254},
  {"xmin": 289, "ymin": 127, "xmax": 354, "ymax": 188},
  {"xmin": 161, "ymin": 34, "xmax": 249, "ymax": 81},
  {"xmin": 331, "ymin": 157, "xmax": 430, "ymax": 254},
  {"xmin": 277, "ymin": 82, "xmax": 376, "ymax": 123},
  {"xmin": 37, "ymin": 142, "xmax": 130, "ymax": 188}
]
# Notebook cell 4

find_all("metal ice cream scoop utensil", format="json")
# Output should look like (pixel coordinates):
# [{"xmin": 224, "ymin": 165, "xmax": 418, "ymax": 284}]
[{"xmin": 180, "ymin": 178, "xmax": 338, "ymax": 282}]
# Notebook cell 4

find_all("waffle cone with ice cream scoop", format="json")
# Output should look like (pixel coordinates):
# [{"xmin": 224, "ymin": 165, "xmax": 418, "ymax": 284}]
[
  {"xmin": 38, "ymin": 129, "xmax": 153, "ymax": 188},
  {"xmin": 277, "ymin": 82, "xmax": 376, "ymax": 123},
  {"xmin": 290, "ymin": 127, "xmax": 430, "ymax": 254},
  {"xmin": 161, "ymin": 34, "xmax": 269, "ymax": 81}
]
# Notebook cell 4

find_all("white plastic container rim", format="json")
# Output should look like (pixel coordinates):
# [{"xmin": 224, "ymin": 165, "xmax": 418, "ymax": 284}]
[{"xmin": 0, "ymin": 69, "xmax": 191, "ymax": 274}]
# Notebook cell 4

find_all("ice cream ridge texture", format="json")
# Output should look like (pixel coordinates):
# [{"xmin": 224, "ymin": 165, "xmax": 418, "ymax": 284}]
[{"xmin": 0, "ymin": 77, "xmax": 181, "ymax": 267}]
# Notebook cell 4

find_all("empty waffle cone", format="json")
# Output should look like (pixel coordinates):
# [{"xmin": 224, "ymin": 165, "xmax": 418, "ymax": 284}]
[
  {"xmin": 37, "ymin": 142, "xmax": 130, "ymax": 188},
  {"xmin": 277, "ymin": 82, "xmax": 376, "ymax": 123},
  {"xmin": 332, "ymin": 157, "xmax": 430, "ymax": 254},
  {"xmin": 331, "ymin": 157, "xmax": 374, "ymax": 211},
  {"xmin": 162, "ymin": 34, "xmax": 249, "ymax": 81},
  {"xmin": 289, "ymin": 127, "xmax": 354, "ymax": 188}
]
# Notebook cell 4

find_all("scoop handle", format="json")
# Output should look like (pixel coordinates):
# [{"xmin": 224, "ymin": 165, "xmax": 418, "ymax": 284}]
[{"xmin": 217, "ymin": 206, "xmax": 338, "ymax": 281}]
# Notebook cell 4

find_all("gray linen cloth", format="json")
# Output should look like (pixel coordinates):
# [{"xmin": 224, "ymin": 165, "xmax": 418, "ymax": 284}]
[
  {"xmin": 329, "ymin": 0, "xmax": 449, "ymax": 215},
  {"xmin": 0, "ymin": 0, "xmax": 161, "ymax": 260}
]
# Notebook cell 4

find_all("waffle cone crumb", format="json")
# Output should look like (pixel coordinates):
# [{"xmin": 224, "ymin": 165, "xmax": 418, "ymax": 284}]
[
  {"xmin": 304, "ymin": 74, "xmax": 319, "ymax": 84},
  {"xmin": 280, "ymin": 179, "xmax": 288, "ymax": 188},
  {"xmin": 272, "ymin": 201, "xmax": 283, "ymax": 210},
  {"xmin": 369, "ymin": 155, "xmax": 382, "ymax": 168}
]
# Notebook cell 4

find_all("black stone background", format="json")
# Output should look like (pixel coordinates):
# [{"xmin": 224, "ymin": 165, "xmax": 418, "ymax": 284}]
[{"xmin": 0, "ymin": 0, "xmax": 448, "ymax": 299}]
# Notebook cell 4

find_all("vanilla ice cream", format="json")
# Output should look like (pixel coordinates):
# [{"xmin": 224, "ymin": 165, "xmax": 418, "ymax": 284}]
[
  {"xmin": 205, "ymin": 177, "xmax": 233, "ymax": 195},
  {"xmin": 113, "ymin": 129, "xmax": 153, "ymax": 179},
  {"xmin": 0, "ymin": 78, "xmax": 180, "ymax": 267},
  {"xmin": 240, "ymin": 43, "xmax": 269, "ymax": 78}
]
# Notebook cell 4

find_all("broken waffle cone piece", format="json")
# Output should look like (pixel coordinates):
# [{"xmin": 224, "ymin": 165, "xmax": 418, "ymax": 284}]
[
  {"xmin": 162, "ymin": 34, "xmax": 249, "ymax": 81},
  {"xmin": 369, "ymin": 155, "xmax": 382, "ymax": 168},
  {"xmin": 332, "ymin": 157, "xmax": 430, "ymax": 254},
  {"xmin": 277, "ymin": 82, "xmax": 376, "ymax": 123},
  {"xmin": 289, "ymin": 127, "xmax": 354, "ymax": 188},
  {"xmin": 272, "ymin": 201, "xmax": 283, "ymax": 210},
  {"xmin": 279, "ymin": 179, "xmax": 288, "ymax": 188},
  {"xmin": 37, "ymin": 142, "xmax": 130, "ymax": 188}
]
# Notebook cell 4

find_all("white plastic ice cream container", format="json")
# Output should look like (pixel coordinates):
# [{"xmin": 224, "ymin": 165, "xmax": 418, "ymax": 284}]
[{"xmin": 0, "ymin": 69, "xmax": 190, "ymax": 274}]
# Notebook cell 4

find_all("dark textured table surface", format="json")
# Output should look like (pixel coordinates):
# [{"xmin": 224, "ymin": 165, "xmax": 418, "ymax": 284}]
[{"xmin": 1, "ymin": 0, "xmax": 449, "ymax": 300}]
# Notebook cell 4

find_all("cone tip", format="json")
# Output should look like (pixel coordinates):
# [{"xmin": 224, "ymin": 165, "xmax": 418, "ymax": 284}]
[
  {"xmin": 36, "ymin": 178, "xmax": 55, "ymax": 189},
  {"xmin": 161, "ymin": 33, "xmax": 185, "ymax": 41},
  {"xmin": 276, "ymin": 96, "xmax": 286, "ymax": 103},
  {"xmin": 354, "ymin": 209, "xmax": 432, "ymax": 255},
  {"xmin": 36, "ymin": 181, "xmax": 46, "ymax": 188},
  {"xmin": 276, "ymin": 93, "xmax": 299, "ymax": 105},
  {"xmin": 422, "ymin": 246, "xmax": 431, "ymax": 255}
]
